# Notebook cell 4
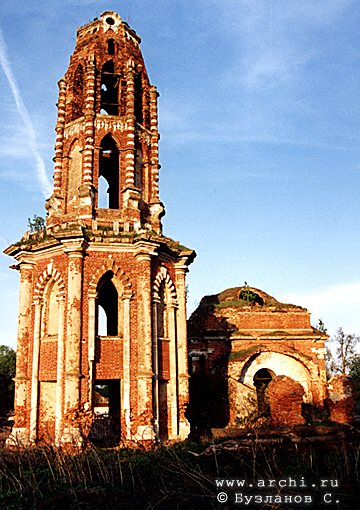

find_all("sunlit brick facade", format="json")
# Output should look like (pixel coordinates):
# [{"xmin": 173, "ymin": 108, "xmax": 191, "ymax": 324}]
[
  {"xmin": 187, "ymin": 286, "xmax": 328, "ymax": 429},
  {"xmin": 5, "ymin": 11, "xmax": 195, "ymax": 445}
]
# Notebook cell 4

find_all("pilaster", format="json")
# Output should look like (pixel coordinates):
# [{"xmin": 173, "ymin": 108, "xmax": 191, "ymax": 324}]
[
  {"xmin": 55, "ymin": 294, "xmax": 66, "ymax": 445},
  {"xmin": 174, "ymin": 261, "xmax": 191, "ymax": 437},
  {"xmin": 122, "ymin": 292, "xmax": 132, "ymax": 439},
  {"xmin": 8, "ymin": 262, "xmax": 34, "ymax": 444},
  {"xmin": 29, "ymin": 300, "xmax": 43, "ymax": 442},
  {"xmin": 62, "ymin": 241, "xmax": 85, "ymax": 443},
  {"xmin": 134, "ymin": 243, "xmax": 157, "ymax": 440}
]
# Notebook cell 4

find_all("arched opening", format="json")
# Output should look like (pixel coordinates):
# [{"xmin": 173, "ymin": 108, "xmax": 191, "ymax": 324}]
[
  {"xmin": 253, "ymin": 368, "xmax": 274, "ymax": 415},
  {"xmin": 100, "ymin": 60, "xmax": 119, "ymax": 115},
  {"xmin": 45, "ymin": 280, "xmax": 59, "ymax": 337},
  {"xmin": 134, "ymin": 71, "xmax": 143, "ymax": 124},
  {"xmin": 97, "ymin": 271, "xmax": 118, "ymax": 336},
  {"xmin": 241, "ymin": 351, "xmax": 312, "ymax": 403},
  {"xmin": 98, "ymin": 134, "xmax": 119, "ymax": 209}
]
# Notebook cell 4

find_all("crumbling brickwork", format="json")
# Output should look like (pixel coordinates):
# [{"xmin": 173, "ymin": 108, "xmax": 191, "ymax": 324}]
[
  {"xmin": 187, "ymin": 286, "xmax": 328, "ymax": 431},
  {"xmin": 327, "ymin": 375, "xmax": 355, "ymax": 424},
  {"xmin": 5, "ymin": 11, "xmax": 195, "ymax": 446},
  {"xmin": 266, "ymin": 376, "xmax": 305, "ymax": 427}
]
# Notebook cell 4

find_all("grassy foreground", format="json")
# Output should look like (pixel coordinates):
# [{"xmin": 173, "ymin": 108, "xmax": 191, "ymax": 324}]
[{"xmin": 0, "ymin": 429, "xmax": 359, "ymax": 509}]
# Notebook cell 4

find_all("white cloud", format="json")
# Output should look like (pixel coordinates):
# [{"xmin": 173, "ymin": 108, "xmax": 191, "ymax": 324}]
[
  {"xmin": 282, "ymin": 283, "xmax": 360, "ymax": 337},
  {"xmin": 0, "ymin": 29, "xmax": 52, "ymax": 198}
]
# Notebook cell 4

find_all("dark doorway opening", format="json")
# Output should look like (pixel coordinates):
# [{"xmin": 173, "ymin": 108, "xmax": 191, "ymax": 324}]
[
  {"xmin": 91, "ymin": 380, "xmax": 120, "ymax": 446},
  {"xmin": 253, "ymin": 368, "xmax": 273, "ymax": 416}
]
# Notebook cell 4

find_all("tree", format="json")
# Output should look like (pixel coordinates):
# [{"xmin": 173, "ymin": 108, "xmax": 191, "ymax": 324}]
[
  {"xmin": 349, "ymin": 355, "xmax": 360, "ymax": 410},
  {"xmin": 27, "ymin": 214, "xmax": 45, "ymax": 233},
  {"xmin": 327, "ymin": 328, "xmax": 360, "ymax": 376},
  {"xmin": 0, "ymin": 345, "xmax": 16, "ymax": 417}
]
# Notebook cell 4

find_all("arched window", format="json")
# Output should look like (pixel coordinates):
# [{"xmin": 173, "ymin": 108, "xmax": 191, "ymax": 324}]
[
  {"xmin": 97, "ymin": 271, "xmax": 118, "ymax": 336},
  {"xmin": 98, "ymin": 134, "xmax": 119, "ymax": 209},
  {"xmin": 157, "ymin": 281, "xmax": 167, "ymax": 340},
  {"xmin": 45, "ymin": 280, "xmax": 59, "ymax": 337},
  {"xmin": 100, "ymin": 60, "xmax": 119, "ymax": 115}
]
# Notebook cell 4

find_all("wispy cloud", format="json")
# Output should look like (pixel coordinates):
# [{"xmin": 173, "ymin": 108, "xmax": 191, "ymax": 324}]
[
  {"xmin": 217, "ymin": 0, "xmax": 354, "ymax": 88},
  {"xmin": 0, "ymin": 29, "xmax": 52, "ymax": 197},
  {"xmin": 282, "ymin": 282, "xmax": 360, "ymax": 336}
]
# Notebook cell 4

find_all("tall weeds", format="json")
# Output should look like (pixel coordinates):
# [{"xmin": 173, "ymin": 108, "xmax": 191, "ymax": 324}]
[{"xmin": 0, "ymin": 429, "xmax": 359, "ymax": 509}]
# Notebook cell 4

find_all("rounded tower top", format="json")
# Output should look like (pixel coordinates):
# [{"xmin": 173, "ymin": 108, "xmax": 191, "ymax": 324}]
[{"xmin": 100, "ymin": 11, "xmax": 122, "ymax": 32}]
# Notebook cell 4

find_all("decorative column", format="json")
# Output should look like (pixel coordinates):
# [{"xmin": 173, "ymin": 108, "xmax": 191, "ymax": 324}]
[
  {"xmin": 125, "ymin": 61, "xmax": 135, "ymax": 189},
  {"xmin": 82, "ymin": 55, "xmax": 96, "ymax": 185},
  {"xmin": 29, "ymin": 300, "xmax": 43, "ymax": 442},
  {"xmin": 122, "ymin": 292, "xmax": 132, "ymax": 439},
  {"xmin": 53, "ymin": 78, "xmax": 67, "ymax": 195},
  {"xmin": 8, "ymin": 261, "xmax": 34, "ymax": 444},
  {"xmin": 134, "ymin": 243, "xmax": 157, "ymax": 440},
  {"xmin": 148, "ymin": 86, "xmax": 164, "ymax": 233},
  {"xmin": 87, "ymin": 290, "xmax": 97, "ymax": 404},
  {"xmin": 55, "ymin": 294, "xmax": 66, "ymax": 445},
  {"xmin": 46, "ymin": 78, "xmax": 67, "ymax": 225},
  {"xmin": 151, "ymin": 296, "xmax": 160, "ymax": 438},
  {"xmin": 174, "ymin": 261, "xmax": 191, "ymax": 438},
  {"xmin": 79, "ymin": 55, "xmax": 96, "ymax": 215},
  {"xmin": 62, "ymin": 241, "xmax": 85, "ymax": 444},
  {"xmin": 149, "ymin": 86, "xmax": 160, "ymax": 201},
  {"xmin": 167, "ymin": 302, "xmax": 179, "ymax": 439},
  {"xmin": 122, "ymin": 60, "xmax": 140, "ymax": 224}
]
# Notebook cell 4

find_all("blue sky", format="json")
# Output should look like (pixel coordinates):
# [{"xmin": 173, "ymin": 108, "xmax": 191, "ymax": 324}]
[{"xmin": 1, "ymin": 0, "xmax": 360, "ymax": 348}]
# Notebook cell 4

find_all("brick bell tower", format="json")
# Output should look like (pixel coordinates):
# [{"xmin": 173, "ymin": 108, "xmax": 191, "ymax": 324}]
[{"xmin": 5, "ymin": 11, "xmax": 195, "ymax": 445}]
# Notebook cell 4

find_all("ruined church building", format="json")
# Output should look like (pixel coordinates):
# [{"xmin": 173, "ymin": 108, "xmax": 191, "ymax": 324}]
[
  {"xmin": 5, "ymin": 11, "xmax": 195, "ymax": 445},
  {"xmin": 7, "ymin": 11, "xmax": 344, "ymax": 446}
]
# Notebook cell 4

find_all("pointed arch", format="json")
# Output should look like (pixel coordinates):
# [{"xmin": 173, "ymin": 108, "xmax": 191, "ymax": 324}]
[
  {"xmin": 33, "ymin": 261, "xmax": 65, "ymax": 304},
  {"xmin": 152, "ymin": 266, "xmax": 177, "ymax": 304},
  {"xmin": 88, "ymin": 258, "xmax": 132, "ymax": 299}
]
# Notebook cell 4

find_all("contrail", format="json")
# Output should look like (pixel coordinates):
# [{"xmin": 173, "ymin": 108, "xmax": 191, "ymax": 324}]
[{"xmin": 0, "ymin": 29, "xmax": 52, "ymax": 198}]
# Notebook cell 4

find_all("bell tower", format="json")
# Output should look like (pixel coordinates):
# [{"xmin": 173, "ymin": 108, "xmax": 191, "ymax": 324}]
[
  {"xmin": 5, "ymin": 11, "xmax": 195, "ymax": 446},
  {"xmin": 46, "ymin": 10, "xmax": 164, "ymax": 234}
]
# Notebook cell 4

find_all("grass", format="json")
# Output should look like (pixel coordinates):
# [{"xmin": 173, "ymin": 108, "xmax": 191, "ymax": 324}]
[{"xmin": 0, "ymin": 427, "xmax": 359, "ymax": 509}]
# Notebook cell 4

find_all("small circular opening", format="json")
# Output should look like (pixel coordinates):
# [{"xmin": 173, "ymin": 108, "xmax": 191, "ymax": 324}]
[{"xmin": 106, "ymin": 17, "xmax": 115, "ymax": 26}]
